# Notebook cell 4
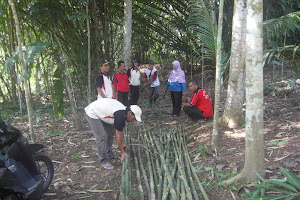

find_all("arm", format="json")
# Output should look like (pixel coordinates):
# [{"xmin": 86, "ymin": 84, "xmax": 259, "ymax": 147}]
[
  {"xmin": 97, "ymin": 87, "xmax": 107, "ymax": 98},
  {"xmin": 165, "ymin": 82, "xmax": 170, "ymax": 90},
  {"xmin": 116, "ymin": 130, "xmax": 128, "ymax": 162},
  {"xmin": 144, "ymin": 73, "xmax": 148, "ymax": 84},
  {"xmin": 151, "ymin": 71, "xmax": 158, "ymax": 82},
  {"xmin": 112, "ymin": 74, "xmax": 117, "ymax": 99},
  {"xmin": 182, "ymin": 83, "xmax": 186, "ymax": 96},
  {"xmin": 96, "ymin": 75, "xmax": 107, "ymax": 98}
]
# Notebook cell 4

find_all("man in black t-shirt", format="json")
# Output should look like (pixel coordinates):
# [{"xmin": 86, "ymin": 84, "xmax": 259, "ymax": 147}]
[{"xmin": 85, "ymin": 98, "xmax": 142, "ymax": 170}]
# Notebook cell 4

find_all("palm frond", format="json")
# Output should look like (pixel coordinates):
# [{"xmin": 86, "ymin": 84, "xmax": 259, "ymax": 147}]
[
  {"xmin": 187, "ymin": 0, "xmax": 228, "ymax": 66},
  {"xmin": 264, "ymin": 44, "xmax": 300, "ymax": 65},
  {"xmin": 264, "ymin": 44, "xmax": 300, "ymax": 77},
  {"xmin": 263, "ymin": 11, "xmax": 300, "ymax": 45}
]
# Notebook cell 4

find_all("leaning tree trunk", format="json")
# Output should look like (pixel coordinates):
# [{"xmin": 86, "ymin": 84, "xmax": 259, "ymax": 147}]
[
  {"xmin": 54, "ymin": 52, "xmax": 82, "ymax": 131},
  {"xmin": 8, "ymin": 0, "xmax": 35, "ymax": 142},
  {"xmin": 221, "ymin": 0, "xmax": 247, "ymax": 128},
  {"xmin": 224, "ymin": 0, "xmax": 265, "ymax": 184},
  {"xmin": 86, "ymin": 0, "xmax": 92, "ymax": 103},
  {"xmin": 122, "ymin": 0, "xmax": 132, "ymax": 70},
  {"xmin": 211, "ymin": 0, "xmax": 224, "ymax": 150}
]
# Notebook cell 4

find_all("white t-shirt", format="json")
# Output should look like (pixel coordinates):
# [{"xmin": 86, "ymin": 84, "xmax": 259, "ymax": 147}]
[
  {"xmin": 97, "ymin": 74, "xmax": 113, "ymax": 99},
  {"xmin": 129, "ymin": 68, "xmax": 141, "ymax": 86},
  {"xmin": 85, "ymin": 98, "xmax": 126, "ymax": 124},
  {"xmin": 144, "ymin": 67, "xmax": 160, "ymax": 87}
]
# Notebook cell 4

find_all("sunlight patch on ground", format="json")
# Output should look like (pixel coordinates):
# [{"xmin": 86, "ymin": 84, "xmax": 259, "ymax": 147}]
[{"xmin": 224, "ymin": 130, "xmax": 245, "ymax": 138}]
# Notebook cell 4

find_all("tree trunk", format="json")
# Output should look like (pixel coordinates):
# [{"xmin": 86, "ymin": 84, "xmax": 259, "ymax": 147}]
[
  {"xmin": 211, "ymin": 0, "xmax": 224, "ymax": 150},
  {"xmin": 8, "ymin": 0, "xmax": 35, "ymax": 142},
  {"xmin": 7, "ymin": 5, "xmax": 18, "ymax": 104},
  {"xmin": 122, "ymin": 0, "xmax": 132, "ymax": 70},
  {"xmin": 210, "ymin": 0, "xmax": 217, "ymax": 27},
  {"xmin": 54, "ymin": 52, "xmax": 82, "ymax": 131},
  {"xmin": 221, "ymin": 0, "xmax": 247, "ymax": 128},
  {"xmin": 86, "ymin": 0, "xmax": 92, "ymax": 104},
  {"xmin": 224, "ymin": 0, "xmax": 264, "ymax": 185}
]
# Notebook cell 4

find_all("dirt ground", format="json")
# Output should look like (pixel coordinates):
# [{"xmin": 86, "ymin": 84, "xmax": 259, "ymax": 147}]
[{"xmin": 10, "ymin": 68, "xmax": 300, "ymax": 200}]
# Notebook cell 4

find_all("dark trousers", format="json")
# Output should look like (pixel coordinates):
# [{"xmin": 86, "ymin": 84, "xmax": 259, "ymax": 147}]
[
  {"xmin": 129, "ymin": 85, "xmax": 139, "ymax": 105},
  {"xmin": 171, "ymin": 91, "xmax": 182, "ymax": 116},
  {"xmin": 148, "ymin": 86, "xmax": 160, "ymax": 107},
  {"xmin": 117, "ymin": 91, "xmax": 129, "ymax": 107},
  {"xmin": 183, "ymin": 106, "xmax": 205, "ymax": 121}
]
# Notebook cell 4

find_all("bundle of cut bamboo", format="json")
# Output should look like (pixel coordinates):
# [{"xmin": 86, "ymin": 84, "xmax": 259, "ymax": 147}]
[{"xmin": 120, "ymin": 125, "xmax": 209, "ymax": 200}]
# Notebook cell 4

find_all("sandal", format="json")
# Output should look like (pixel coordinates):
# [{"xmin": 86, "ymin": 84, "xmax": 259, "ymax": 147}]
[{"xmin": 100, "ymin": 162, "xmax": 114, "ymax": 170}]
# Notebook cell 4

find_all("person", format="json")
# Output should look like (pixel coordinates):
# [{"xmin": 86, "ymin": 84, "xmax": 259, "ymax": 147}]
[
  {"xmin": 112, "ymin": 61, "xmax": 130, "ymax": 106},
  {"xmin": 85, "ymin": 98, "xmax": 142, "ymax": 170},
  {"xmin": 165, "ymin": 60, "xmax": 186, "ymax": 117},
  {"xmin": 127, "ymin": 58, "xmax": 141, "ymax": 105},
  {"xmin": 96, "ymin": 60, "xmax": 113, "ymax": 99},
  {"xmin": 144, "ymin": 60, "xmax": 160, "ymax": 109},
  {"xmin": 182, "ymin": 79, "xmax": 213, "ymax": 121}
]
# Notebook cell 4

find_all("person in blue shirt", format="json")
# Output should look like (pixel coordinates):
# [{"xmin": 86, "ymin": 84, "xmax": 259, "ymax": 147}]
[{"xmin": 165, "ymin": 60, "xmax": 186, "ymax": 116}]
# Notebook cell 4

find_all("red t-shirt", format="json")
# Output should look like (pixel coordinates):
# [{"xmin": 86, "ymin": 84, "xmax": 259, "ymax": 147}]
[
  {"xmin": 112, "ymin": 72, "xmax": 129, "ymax": 92},
  {"xmin": 191, "ymin": 88, "xmax": 213, "ymax": 118}
]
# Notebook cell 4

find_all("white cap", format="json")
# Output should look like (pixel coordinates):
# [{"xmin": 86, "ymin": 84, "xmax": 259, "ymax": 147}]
[{"xmin": 130, "ymin": 105, "xmax": 142, "ymax": 122}]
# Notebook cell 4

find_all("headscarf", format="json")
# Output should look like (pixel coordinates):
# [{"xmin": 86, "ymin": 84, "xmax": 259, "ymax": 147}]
[{"xmin": 168, "ymin": 60, "xmax": 186, "ymax": 83}]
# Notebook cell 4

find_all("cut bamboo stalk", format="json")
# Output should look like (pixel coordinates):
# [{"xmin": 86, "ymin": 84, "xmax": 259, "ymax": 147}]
[
  {"xmin": 132, "ymin": 144, "xmax": 144, "ymax": 200},
  {"xmin": 138, "ymin": 131, "xmax": 151, "ymax": 199},
  {"xmin": 152, "ymin": 133, "xmax": 177, "ymax": 199}
]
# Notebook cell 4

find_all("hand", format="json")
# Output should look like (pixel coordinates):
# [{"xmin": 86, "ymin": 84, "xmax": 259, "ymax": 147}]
[
  {"xmin": 120, "ymin": 152, "xmax": 128, "ymax": 162},
  {"xmin": 123, "ymin": 144, "xmax": 128, "ymax": 149}
]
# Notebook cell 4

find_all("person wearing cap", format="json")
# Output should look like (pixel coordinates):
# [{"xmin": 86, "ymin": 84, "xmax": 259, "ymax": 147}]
[
  {"xmin": 165, "ymin": 60, "xmax": 186, "ymax": 117},
  {"xmin": 85, "ymin": 98, "xmax": 142, "ymax": 170},
  {"xmin": 144, "ymin": 60, "xmax": 160, "ymax": 109},
  {"xmin": 97, "ymin": 60, "xmax": 113, "ymax": 99},
  {"xmin": 127, "ymin": 58, "xmax": 141, "ymax": 105},
  {"xmin": 112, "ymin": 61, "xmax": 130, "ymax": 106}
]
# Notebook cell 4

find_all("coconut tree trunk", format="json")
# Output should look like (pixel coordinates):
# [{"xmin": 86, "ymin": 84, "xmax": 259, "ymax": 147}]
[
  {"xmin": 211, "ymin": 0, "xmax": 224, "ymax": 150},
  {"xmin": 8, "ymin": 0, "xmax": 35, "ymax": 142},
  {"xmin": 221, "ymin": 0, "xmax": 247, "ymax": 128},
  {"xmin": 224, "ymin": 0, "xmax": 264, "ymax": 184},
  {"xmin": 86, "ymin": 0, "xmax": 92, "ymax": 103},
  {"xmin": 122, "ymin": 0, "xmax": 132, "ymax": 70}
]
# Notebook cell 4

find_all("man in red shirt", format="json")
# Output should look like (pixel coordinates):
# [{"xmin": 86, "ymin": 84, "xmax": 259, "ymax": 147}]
[
  {"xmin": 112, "ymin": 61, "xmax": 130, "ymax": 106},
  {"xmin": 182, "ymin": 79, "xmax": 213, "ymax": 121}
]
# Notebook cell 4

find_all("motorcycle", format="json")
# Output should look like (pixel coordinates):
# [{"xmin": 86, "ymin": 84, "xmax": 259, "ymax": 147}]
[{"xmin": 0, "ymin": 117, "xmax": 54, "ymax": 200}]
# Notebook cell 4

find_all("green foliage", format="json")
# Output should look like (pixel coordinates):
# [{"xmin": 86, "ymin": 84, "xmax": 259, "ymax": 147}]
[
  {"xmin": 196, "ymin": 144, "xmax": 207, "ymax": 156},
  {"xmin": 266, "ymin": 139, "xmax": 288, "ymax": 147},
  {"xmin": 3, "ymin": 42, "xmax": 50, "ymax": 73},
  {"xmin": 264, "ymin": 81, "xmax": 279, "ymax": 96},
  {"xmin": 70, "ymin": 154, "xmax": 80, "ymax": 159},
  {"xmin": 242, "ymin": 168, "xmax": 300, "ymax": 200},
  {"xmin": 264, "ymin": 11, "xmax": 300, "ymax": 46},
  {"xmin": 187, "ymin": 0, "xmax": 229, "ymax": 69},
  {"xmin": 44, "ymin": 129, "xmax": 63, "ymax": 139}
]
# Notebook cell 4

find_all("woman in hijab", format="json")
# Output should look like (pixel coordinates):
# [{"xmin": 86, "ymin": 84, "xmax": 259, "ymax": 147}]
[{"xmin": 165, "ymin": 60, "xmax": 186, "ymax": 117}]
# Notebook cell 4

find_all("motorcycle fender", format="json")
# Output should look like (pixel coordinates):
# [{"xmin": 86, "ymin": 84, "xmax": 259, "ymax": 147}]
[{"xmin": 29, "ymin": 144, "xmax": 45, "ymax": 154}]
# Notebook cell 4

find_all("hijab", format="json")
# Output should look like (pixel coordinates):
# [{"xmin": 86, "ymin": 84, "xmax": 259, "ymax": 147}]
[{"xmin": 168, "ymin": 60, "xmax": 186, "ymax": 83}]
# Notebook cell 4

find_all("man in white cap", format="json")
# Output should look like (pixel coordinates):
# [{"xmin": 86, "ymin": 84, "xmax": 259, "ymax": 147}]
[{"xmin": 85, "ymin": 98, "xmax": 142, "ymax": 170}]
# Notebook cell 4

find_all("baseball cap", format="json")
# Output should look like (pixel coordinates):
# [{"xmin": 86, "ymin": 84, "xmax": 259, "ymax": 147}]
[
  {"xmin": 100, "ymin": 59, "xmax": 111, "ymax": 66},
  {"xmin": 130, "ymin": 105, "xmax": 142, "ymax": 122}
]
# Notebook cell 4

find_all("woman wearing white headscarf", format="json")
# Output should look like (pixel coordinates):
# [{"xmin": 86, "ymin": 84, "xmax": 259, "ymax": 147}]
[{"xmin": 165, "ymin": 61, "xmax": 186, "ymax": 116}]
